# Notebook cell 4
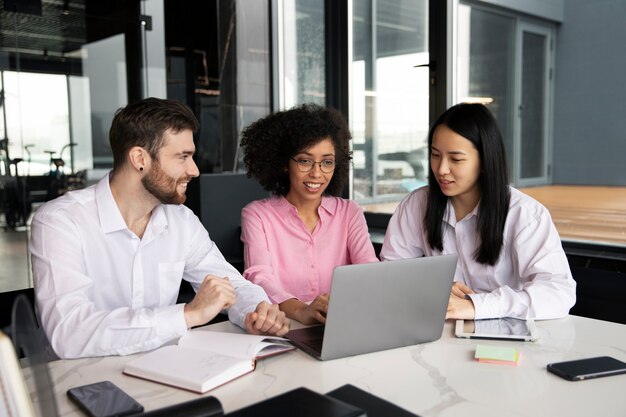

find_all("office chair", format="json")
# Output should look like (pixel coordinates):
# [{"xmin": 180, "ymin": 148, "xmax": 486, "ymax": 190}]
[{"xmin": 10, "ymin": 294, "xmax": 60, "ymax": 417}]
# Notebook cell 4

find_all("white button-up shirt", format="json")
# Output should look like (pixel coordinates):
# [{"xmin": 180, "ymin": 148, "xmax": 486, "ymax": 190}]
[
  {"xmin": 30, "ymin": 173, "xmax": 269, "ymax": 359},
  {"xmin": 380, "ymin": 186, "xmax": 576, "ymax": 320}
]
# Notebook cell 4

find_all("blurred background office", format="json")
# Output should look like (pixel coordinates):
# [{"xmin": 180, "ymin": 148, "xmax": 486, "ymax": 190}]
[{"xmin": 0, "ymin": 0, "xmax": 624, "ymax": 326}]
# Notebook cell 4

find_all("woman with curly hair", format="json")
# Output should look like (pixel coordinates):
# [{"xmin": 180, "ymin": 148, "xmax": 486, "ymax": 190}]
[
  {"xmin": 381, "ymin": 103, "xmax": 576, "ymax": 320},
  {"xmin": 240, "ymin": 104, "xmax": 378, "ymax": 325}
]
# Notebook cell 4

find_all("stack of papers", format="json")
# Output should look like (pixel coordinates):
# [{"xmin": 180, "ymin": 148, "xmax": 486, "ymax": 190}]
[{"xmin": 474, "ymin": 344, "xmax": 521, "ymax": 366}]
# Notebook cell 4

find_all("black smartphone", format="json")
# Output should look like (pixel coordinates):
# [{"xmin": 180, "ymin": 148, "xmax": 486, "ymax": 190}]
[
  {"xmin": 67, "ymin": 380, "xmax": 144, "ymax": 417},
  {"xmin": 547, "ymin": 356, "xmax": 626, "ymax": 381}
]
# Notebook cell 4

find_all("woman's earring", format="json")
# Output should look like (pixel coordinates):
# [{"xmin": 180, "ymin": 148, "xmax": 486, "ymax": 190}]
[{"xmin": 139, "ymin": 167, "xmax": 144, "ymax": 171}]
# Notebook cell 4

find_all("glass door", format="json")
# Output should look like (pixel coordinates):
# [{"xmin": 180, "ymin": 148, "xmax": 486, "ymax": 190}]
[
  {"xmin": 455, "ymin": 2, "xmax": 554, "ymax": 187},
  {"xmin": 454, "ymin": 4, "xmax": 515, "ymax": 180},
  {"xmin": 515, "ymin": 23, "xmax": 553, "ymax": 186}
]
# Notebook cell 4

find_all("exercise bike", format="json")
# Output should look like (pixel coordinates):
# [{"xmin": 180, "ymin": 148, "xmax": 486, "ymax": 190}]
[
  {"xmin": 43, "ymin": 143, "xmax": 84, "ymax": 200},
  {"xmin": 0, "ymin": 139, "xmax": 31, "ymax": 230}
]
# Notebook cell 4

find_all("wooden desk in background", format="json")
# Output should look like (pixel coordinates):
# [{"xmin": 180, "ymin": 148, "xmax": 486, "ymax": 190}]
[{"xmin": 27, "ymin": 315, "xmax": 626, "ymax": 417}]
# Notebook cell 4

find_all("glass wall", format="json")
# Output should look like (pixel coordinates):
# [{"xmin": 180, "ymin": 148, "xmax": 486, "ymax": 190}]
[
  {"xmin": 234, "ymin": 0, "xmax": 272, "ymax": 171},
  {"xmin": 0, "ymin": 0, "xmax": 163, "ymax": 292},
  {"xmin": 350, "ymin": 0, "xmax": 429, "ymax": 210},
  {"xmin": 273, "ymin": 0, "xmax": 326, "ymax": 110},
  {"xmin": 2, "ymin": 72, "xmax": 71, "ymax": 176}
]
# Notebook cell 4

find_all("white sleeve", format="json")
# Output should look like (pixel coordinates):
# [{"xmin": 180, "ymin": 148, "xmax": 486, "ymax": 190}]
[
  {"xmin": 380, "ymin": 191, "xmax": 426, "ymax": 260},
  {"xmin": 184, "ymin": 216, "xmax": 270, "ymax": 328},
  {"xmin": 469, "ymin": 211, "xmax": 576, "ymax": 320}
]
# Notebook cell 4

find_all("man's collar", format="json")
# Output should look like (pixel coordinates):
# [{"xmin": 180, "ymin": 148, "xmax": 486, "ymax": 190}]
[
  {"xmin": 96, "ymin": 172, "xmax": 168, "ymax": 235},
  {"xmin": 96, "ymin": 173, "xmax": 128, "ymax": 233}
]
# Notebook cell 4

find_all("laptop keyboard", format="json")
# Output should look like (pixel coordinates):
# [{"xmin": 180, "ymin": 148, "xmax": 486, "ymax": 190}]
[
  {"xmin": 301, "ymin": 336, "xmax": 323, "ymax": 351},
  {"xmin": 289, "ymin": 325, "xmax": 325, "ymax": 353}
]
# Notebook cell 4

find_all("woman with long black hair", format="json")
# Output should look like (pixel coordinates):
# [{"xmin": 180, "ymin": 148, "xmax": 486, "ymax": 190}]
[{"xmin": 381, "ymin": 103, "xmax": 576, "ymax": 320}]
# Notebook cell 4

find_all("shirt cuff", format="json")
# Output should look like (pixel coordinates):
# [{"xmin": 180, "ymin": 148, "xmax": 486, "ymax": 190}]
[
  {"xmin": 227, "ymin": 301, "xmax": 258, "ymax": 329},
  {"xmin": 468, "ymin": 293, "xmax": 499, "ymax": 319},
  {"xmin": 156, "ymin": 303, "xmax": 189, "ymax": 339}
]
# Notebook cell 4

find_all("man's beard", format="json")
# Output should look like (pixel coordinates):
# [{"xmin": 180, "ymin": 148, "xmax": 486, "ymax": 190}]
[{"xmin": 142, "ymin": 161, "xmax": 189, "ymax": 205}]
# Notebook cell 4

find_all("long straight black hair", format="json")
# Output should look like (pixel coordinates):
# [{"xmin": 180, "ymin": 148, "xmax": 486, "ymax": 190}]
[{"xmin": 425, "ymin": 103, "xmax": 511, "ymax": 265}]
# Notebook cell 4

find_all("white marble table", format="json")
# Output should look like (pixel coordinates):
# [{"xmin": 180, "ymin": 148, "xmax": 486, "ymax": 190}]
[{"xmin": 29, "ymin": 315, "xmax": 626, "ymax": 417}]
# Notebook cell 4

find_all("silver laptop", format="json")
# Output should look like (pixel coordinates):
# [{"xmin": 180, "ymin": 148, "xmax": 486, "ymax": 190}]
[{"xmin": 286, "ymin": 254, "xmax": 458, "ymax": 361}]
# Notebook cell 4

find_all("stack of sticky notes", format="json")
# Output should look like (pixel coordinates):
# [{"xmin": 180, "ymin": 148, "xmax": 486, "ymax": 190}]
[{"xmin": 475, "ymin": 344, "xmax": 521, "ymax": 366}]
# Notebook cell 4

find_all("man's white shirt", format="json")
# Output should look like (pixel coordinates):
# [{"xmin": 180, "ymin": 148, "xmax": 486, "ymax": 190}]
[{"xmin": 30, "ymin": 173, "xmax": 269, "ymax": 359}]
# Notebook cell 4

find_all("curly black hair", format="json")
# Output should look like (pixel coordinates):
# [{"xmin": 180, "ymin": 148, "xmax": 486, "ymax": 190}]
[{"xmin": 240, "ymin": 103, "xmax": 352, "ymax": 196}]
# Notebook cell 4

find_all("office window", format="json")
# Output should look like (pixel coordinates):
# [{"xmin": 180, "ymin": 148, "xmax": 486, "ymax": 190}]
[
  {"xmin": 2, "ymin": 71, "xmax": 71, "ymax": 176},
  {"xmin": 350, "ymin": 0, "xmax": 429, "ymax": 210},
  {"xmin": 0, "ymin": 73, "xmax": 4, "ymax": 177},
  {"xmin": 0, "ymin": 74, "xmax": 3, "ymax": 141},
  {"xmin": 273, "ymin": 0, "xmax": 326, "ymax": 109},
  {"xmin": 0, "ymin": 1, "xmax": 161, "ymax": 293}
]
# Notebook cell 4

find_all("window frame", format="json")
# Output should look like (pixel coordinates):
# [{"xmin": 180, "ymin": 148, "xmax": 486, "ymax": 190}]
[{"xmin": 357, "ymin": 0, "xmax": 449, "ymax": 230}]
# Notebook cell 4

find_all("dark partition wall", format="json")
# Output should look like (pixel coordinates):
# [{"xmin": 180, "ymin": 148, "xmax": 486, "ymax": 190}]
[{"xmin": 196, "ymin": 173, "xmax": 269, "ymax": 271}]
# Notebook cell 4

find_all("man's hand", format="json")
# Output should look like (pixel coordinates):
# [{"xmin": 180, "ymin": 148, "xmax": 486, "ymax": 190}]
[
  {"xmin": 446, "ymin": 282, "xmax": 476, "ymax": 320},
  {"xmin": 184, "ymin": 275, "xmax": 235, "ymax": 328},
  {"xmin": 244, "ymin": 301, "xmax": 290, "ymax": 336}
]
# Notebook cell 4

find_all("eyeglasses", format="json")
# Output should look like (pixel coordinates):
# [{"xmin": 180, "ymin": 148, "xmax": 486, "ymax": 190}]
[{"xmin": 290, "ymin": 157, "xmax": 336, "ymax": 173}]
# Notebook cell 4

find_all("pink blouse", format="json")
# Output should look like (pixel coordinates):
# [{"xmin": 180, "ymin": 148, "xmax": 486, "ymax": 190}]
[{"xmin": 241, "ymin": 195, "xmax": 379, "ymax": 303}]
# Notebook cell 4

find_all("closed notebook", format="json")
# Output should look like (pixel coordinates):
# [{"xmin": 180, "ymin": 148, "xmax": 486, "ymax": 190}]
[
  {"xmin": 327, "ymin": 384, "xmax": 420, "ymax": 417},
  {"xmin": 225, "ymin": 387, "xmax": 366, "ymax": 417},
  {"xmin": 123, "ymin": 330, "xmax": 294, "ymax": 394}
]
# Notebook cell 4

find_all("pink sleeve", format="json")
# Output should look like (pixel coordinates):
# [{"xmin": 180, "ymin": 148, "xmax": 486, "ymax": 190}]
[
  {"xmin": 240, "ymin": 203, "xmax": 295, "ymax": 304},
  {"xmin": 346, "ymin": 201, "xmax": 379, "ymax": 264}
]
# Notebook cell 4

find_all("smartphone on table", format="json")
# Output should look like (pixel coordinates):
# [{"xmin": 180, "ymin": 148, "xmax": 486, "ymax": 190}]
[
  {"xmin": 547, "ymin": 356, "xmax": 626, "ymax": 381},
  {"xmin": 67, "ymin": 380, "xmax": 144, "ymax": 417}
]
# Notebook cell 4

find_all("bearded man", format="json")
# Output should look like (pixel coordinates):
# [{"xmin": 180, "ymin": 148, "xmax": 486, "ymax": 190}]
[{"xmin": 30, "ymin": 97, "xmax": 289, "ymax": 359}]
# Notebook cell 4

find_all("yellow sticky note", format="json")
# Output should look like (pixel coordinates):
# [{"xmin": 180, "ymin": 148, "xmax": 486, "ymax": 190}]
[{"xmin": 475, "ymin": 344, "xmax": 520, "ymax": 366}]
